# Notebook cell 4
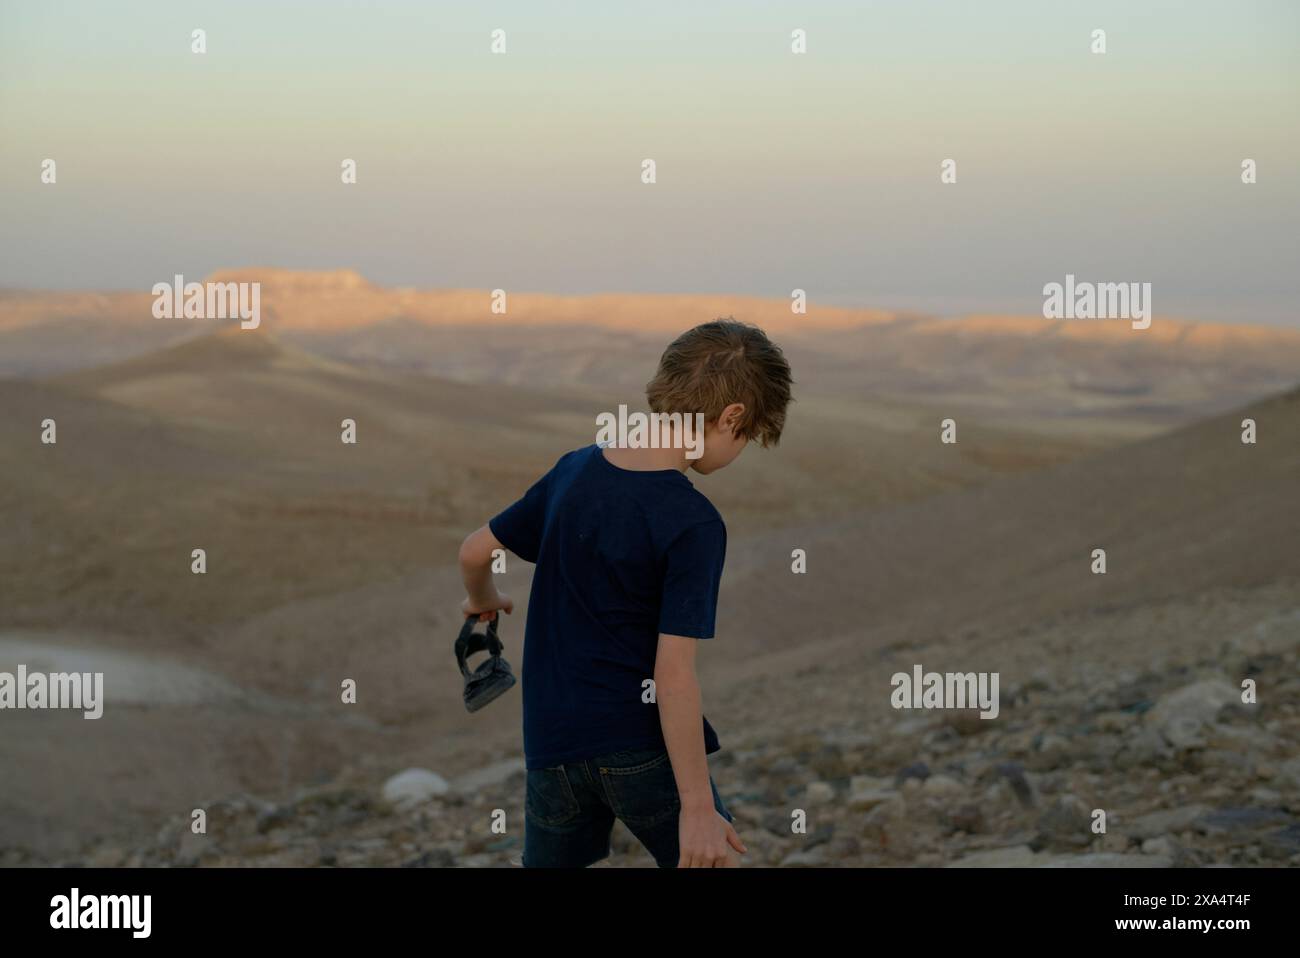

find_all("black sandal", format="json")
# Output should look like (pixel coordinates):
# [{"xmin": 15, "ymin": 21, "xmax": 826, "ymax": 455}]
[{"xmin": 455, "ymin": 614, "xmax": 517, "ymax": 712}]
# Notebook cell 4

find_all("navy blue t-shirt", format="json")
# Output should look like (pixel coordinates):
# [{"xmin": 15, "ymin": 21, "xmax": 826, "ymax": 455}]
[{"xmin": 489, "ymin": 444, "xmax": 726, "ymax": 769}]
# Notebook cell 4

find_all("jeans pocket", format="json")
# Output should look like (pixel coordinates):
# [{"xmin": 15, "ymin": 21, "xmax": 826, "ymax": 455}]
[
  {"xmin": 598, "ymin": 748, "xmax": 680, "ymax": 828},
  {"xmin": 525, "ymin": 766, "xmax": 581, "ymax": 827}
]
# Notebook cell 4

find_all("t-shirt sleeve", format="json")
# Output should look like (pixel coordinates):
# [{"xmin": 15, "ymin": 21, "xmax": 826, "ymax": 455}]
[
  {"xmin": 657, "ymin": 518, "xmax": 727, "ymax": 638},
  {"xmin": 488, "ymin": 471, "xmax": 551, "ymax": 564}
]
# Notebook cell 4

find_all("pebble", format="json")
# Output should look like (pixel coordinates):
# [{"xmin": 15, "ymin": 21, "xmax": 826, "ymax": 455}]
[{"xmin": 382, "ymin": 768, "xmax": 450, "ymax": 809}]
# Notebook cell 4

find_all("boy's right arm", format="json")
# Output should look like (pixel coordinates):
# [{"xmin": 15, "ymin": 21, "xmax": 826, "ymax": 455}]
[{"xmin": 656, "ymin": 633, "xmax": 746, "ymax": 867}]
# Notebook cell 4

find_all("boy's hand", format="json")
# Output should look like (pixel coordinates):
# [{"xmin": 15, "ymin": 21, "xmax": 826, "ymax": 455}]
[
  {"xmin": 461, "ymin": 594, "xmax": 513, "ymax": 623},
  {"xmin": 678, "ymin": 807, "xmax": 746, "ymax": 867}
]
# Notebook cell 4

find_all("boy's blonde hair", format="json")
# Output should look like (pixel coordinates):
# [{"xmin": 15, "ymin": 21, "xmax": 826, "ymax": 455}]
[{"xmin": 645, "ymin": 318, "xmax": 793, "ymax": 447}]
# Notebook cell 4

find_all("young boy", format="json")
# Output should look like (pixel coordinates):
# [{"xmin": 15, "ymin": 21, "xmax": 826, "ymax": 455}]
[{"xmin": 458, "ymin": 318, "xmax": 792, "ymax": 867}]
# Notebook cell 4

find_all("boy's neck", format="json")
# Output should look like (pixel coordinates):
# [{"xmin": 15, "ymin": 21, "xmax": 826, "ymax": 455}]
[{"xmin": 601, "ymin": 443, "xmax": 690, "ymax": 474}]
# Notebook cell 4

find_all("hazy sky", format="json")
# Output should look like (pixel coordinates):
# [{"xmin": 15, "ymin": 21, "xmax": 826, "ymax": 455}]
[{"xmin": 2, "ymin": 0, "xmax": 1297, "ymax": 325}]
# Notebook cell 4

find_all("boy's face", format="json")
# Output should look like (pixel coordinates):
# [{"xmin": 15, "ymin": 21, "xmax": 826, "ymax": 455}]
[{"xmin": 689, "ymin": 404, "xmax": 748, "ymax": 475}]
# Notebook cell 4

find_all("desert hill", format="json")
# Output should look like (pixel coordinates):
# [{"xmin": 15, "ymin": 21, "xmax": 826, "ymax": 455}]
[
  {"xmin": 3, "ymin": 326, "xmax": 1098, "ymax": 643},
  {"xmin": 3, "ymin": 272, "xmax": 1299, "ymax": 436},
  {"xmin": 720, "ymin": 384, "xmax": 1300, "ymax": 662}
]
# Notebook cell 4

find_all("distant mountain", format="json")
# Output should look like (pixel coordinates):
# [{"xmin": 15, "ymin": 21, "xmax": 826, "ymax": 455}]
[{"xmin": 2, "ymin": 270, "xmax": 1297, "ymax": 431}]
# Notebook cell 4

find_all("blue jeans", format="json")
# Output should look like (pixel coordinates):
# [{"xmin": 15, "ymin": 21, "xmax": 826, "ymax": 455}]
[{"xmin": 522, "ymin": 745, "xmax": 733, "ymax": 868}]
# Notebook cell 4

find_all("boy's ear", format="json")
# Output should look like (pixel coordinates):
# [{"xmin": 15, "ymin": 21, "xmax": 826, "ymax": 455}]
[{"xmin": 720, "ymin": 402, "xmax": 746, "ymax": 435}]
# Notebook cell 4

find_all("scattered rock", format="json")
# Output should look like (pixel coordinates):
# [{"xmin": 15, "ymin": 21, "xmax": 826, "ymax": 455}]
[
  {"xmin": 946, "ymin": 803, "xmax": 986, "ymax": 834},
  {"xmin": 255, "ymin": 805, "xmax": 294, "ymax": 834},
  {"xmin": 861, "ymin": 795, "xmax": 911, "ymax": 857},
  {"xmin": 1194, "ymin": 807, "xmax": 1291, "ymax": 835},
  {"xmin": 1122, "ymin": 804, "xmax": 1211, "ymax": 841},
  {"xmin": 1035, "ymin": 794, "xmax": 1092, "ymax": 849},
  {"xmin": 947, "ymin": 845, "xmax": 1037, "ymax": 867},
  {"xmin": 994, "ymin": 762, "xmax": 1035, "ymax": 807},
  {"xmin": 1096, "ymin": 832, "xmax": 1132, "ymax": 854},
  {"xmin": 848, "ymin": 775, "xmax": 895, "ymax": 810},
  {"xmin": 1118, "ymin": 726, "xmax": 1173, "ymax": 768},
  {"xmin": 943, "ymin": 711, "xmax": 991, "ymax": 737},
  {"xmin": 894, "ymin": 762, "xmax": 931, "ymax": 787},
  {"xmin": 1141, "ymin": 836, "xmax": 1176, "ymax": 856},
  {"xmin": 1093, "ymin": 710, "xmax": 1137, "ymax": 733},
  {"xmin": 804, "ymin": 781, "xmax": 836, "ymax": 806},
  {"xmin": 55, "ymin": 616, "xmax": 1297, "ymax": 868},
  {"xmin": 781, "ymin": 848, "xmax": 828, "ymax": 867},
  {"xmin": 922, "ymin": 774, "xmax": 963, "ymax": 797},
  {"xmin": 403, "ymin": 848, "xmax": 457, "ymax": 868},
  {"xmin": 1042, "ymin": 852, "xmax": 1172, "ymax": 868},
  {"xmin": 382, "ymin": 769, "xmax": 450, "ymax": 809},
  {"xmin": 1276, "ymin": 757, "xmax": 1300, "ymax": 791},
  {"xmin": 1264, "ymin": 824, "xmax": 1300, "ymax": 860},
  {"xmin": 1147, "ymin": 679, "xmax": 1240, "ymax": 749}
]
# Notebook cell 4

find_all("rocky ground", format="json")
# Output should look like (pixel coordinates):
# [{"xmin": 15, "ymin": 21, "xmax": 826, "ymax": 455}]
[{"xmin": 19, "ymin": 590, "xmax": 1296, "ymax": 869}]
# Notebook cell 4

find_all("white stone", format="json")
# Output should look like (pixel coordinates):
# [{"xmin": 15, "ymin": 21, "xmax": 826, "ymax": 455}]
[
  {"xmin": 1147, "ymin": 679, "xmax": 1240, "ymax": 748},
  {"xmin": 804, "ymin": 781, "xmax": 836, "ymax": 806},
  {"xmin": 922, "ymin": 774, "xmax": 963, "ymax": 796},
  {"xmin": 382, "ymin": 768, "xmax": 450, "ymax": 808}
]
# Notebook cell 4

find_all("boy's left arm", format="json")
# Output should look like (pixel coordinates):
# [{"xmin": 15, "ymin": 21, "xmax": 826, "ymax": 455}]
[{"xmin": 459, "ymin": 524, "xmax": 513, "ymax": 622}]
